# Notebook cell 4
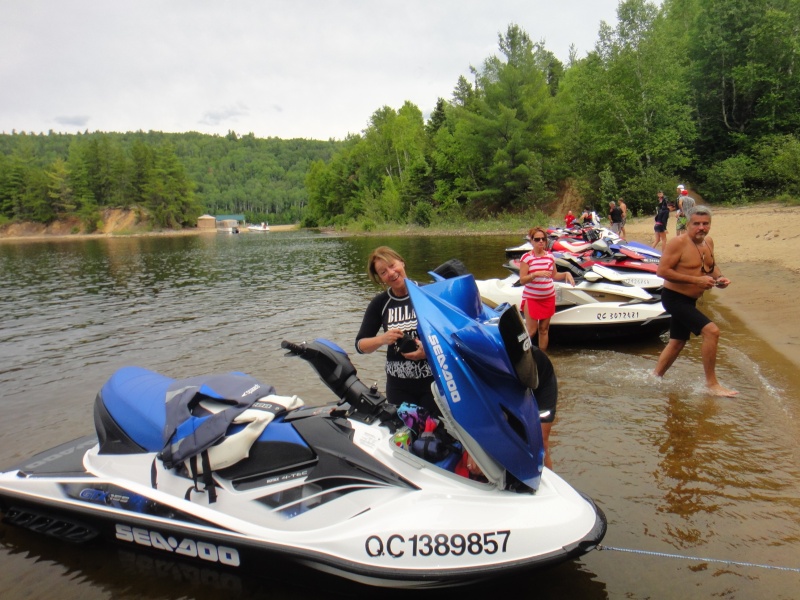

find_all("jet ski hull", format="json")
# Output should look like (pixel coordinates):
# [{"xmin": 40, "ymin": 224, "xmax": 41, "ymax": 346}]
[
  {"xmin": 476, "ymin": 277, "xmax": 670, "ymax": 345},
  {"xmin": 0, "ymin": 428, "xmax": 606, "ymax": 588}
]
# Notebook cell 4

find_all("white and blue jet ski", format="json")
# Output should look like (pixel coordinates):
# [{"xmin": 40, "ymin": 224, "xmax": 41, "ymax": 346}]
[
  {"xmin": 0, "ymin": 274, "xmax": 606, "ymax": 589},
  {"xmin": 430, "ymin": 259, "xmax": 669, "ymax": 346}
]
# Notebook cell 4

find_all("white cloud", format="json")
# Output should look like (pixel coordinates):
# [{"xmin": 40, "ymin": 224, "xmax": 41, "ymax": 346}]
[{"xmin": 0, "ymin": 0, "xmax": 627, "ymax": 140}]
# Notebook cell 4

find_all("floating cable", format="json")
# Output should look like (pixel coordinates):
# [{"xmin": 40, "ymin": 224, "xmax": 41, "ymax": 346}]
[{"xmin": 597, "ymin": 545, "xmax": 800, "ymax": 573}]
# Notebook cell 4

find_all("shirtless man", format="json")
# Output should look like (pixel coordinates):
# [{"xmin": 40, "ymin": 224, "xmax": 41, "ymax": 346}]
[{"xmin": 653, "ymin": 206, "xmax": 738, "ymax": 397}]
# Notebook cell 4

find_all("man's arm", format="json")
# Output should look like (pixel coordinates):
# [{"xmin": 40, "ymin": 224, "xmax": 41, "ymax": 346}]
[
  {"xmin": 656, "ymin": 240, "xmax": 683, "ymax": 282},
  {"xmin": 707, "ymin": 239, "xmax": 731, "ymax": 288}
]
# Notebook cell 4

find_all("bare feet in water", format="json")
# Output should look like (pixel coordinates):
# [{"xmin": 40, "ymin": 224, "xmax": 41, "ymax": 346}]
[
  {"xmin": 652, "ymin": 371, "xmax": 739, "ymax": 397},
  {"xmin": 708, "ymin": 383, "xmax": 739, "ymax": 397}
]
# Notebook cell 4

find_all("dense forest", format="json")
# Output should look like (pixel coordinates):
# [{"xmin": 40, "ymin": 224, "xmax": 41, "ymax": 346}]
[
  {"xmin": 0, "ymin": 130, "xmax": 338, "ymax": 229},
  {"xmin": 2, "ymin": 0, "xmax": 799, "ymax": 231}
]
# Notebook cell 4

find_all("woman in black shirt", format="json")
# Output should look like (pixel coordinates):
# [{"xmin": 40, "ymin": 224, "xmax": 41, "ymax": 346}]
[
  {"xmin": 653, "ymin": 190, "xmax": 673, "ymax": 253},
  {"xmin": 355, "ymin": 246, "xmax": 437, "ymax": 414}
]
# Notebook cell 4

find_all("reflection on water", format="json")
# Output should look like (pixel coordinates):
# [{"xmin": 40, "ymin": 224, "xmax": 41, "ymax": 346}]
[
  {"xmin": 657, "ymin": 393, "xmax": 726, "ymax": 546},
  {"xmin": 0, "ymin": 523, "xmax": 609, "ymax": 600},
  {"xmin": 1, "ymin": 232, "xmax": 799, "ymax": 599}
]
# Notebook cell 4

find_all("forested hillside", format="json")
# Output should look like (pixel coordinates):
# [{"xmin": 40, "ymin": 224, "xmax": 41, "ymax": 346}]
[
  {"xmin": 0, "ymin": 130, "xmax": 338, "ymax": 230},
  {"xmin": 2, "ymin": 0, "xmax": 798, "ymax": 232}
]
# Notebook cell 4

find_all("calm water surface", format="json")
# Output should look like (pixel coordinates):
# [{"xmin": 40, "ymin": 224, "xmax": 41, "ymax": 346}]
[{"xmin": 1, "ymin": 231, "xmax": 798, "ymax": 599}]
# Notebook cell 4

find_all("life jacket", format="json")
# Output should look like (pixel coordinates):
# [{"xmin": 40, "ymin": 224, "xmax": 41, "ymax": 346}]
[{"xmin": 158, "ymin": 372, "xmax": 303, "ymax": 501}]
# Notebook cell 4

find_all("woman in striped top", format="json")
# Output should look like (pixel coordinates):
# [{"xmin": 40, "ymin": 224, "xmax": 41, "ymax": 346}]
[{"xmin": 518, "ymin": 227, "xmax": 575, "ymax": 350}]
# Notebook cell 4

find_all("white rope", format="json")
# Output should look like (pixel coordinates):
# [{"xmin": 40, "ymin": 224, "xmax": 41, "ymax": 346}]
[{"xmin": 597, "ymin": 545, "xmax": 800, "ymax": 573}]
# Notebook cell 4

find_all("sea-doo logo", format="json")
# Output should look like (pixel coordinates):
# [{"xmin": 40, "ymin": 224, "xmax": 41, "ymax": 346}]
[
  {"xmin": 115, "ymin": 524, "xmax": 241, "ymax": 567},
  {"xmin": 427, "ymin": 334, "xmax": 461, "ymax": 403},
  {"xmin": 241, "ymin": 384, "xmax": 261, "ymax": 397},
  {"xmin": 24, "ymin": 438, "xmax": 96, "ymax": 469},
  {"xmin": 517, "ymin": 331, "xmax": 532, "ymax": 351}
]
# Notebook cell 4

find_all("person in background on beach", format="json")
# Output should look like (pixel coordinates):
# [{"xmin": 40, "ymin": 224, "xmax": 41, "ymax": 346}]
[
  {"xmin": 653, "ymin": 190, "xmax": 672, "ymax": 253},
  {"xmin": 519, "ymin": 227, "xmax": 575, "ymax": 351},
  {"xmin": 356, "ymin": 246, "xmax": 438, "ymax": 415},
  {"xmin": 674, "ymin": 184, "xmax": 685, "ymax": 235},
  {"xmin": 618, "ymin": 197, "xmax": 628, "ymax": 239},
  {"xmin": 676, "ymin": 187, "xmax": 696, "ymax": 236},
  {"xmin": 608, "ymin": 201, "xmax": 623, "ymax": 235},
  {"xmin": 564, "ymin": 210, "xmax": 576, "ymax": 228},
  {"xmin": 581, "ymin": 207, "xmax": 599, "ymax": 226},
  {"xmin": 653, "ymin": 206, "xmax": 738, "ymax": 397}
]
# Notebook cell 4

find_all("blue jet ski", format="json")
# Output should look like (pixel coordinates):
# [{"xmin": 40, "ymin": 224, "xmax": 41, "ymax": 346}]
[{"xmin": 0, "ymin": 273, "xmax": 605, "ymax": 588}]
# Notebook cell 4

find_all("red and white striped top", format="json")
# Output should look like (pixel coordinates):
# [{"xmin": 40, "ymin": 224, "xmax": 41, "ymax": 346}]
[{"xmin": 520, "ymin": 251, "xmax": 555, "ymax": 300}]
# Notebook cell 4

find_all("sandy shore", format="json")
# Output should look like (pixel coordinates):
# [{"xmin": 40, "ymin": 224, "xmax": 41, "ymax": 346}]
[
  {"xmin": 622, "ymin": 203, "xmax": 800, "ymax": 369},
  {"xmin": 0, "ymin": 222, "xmax": 300, "ymax": 242}
]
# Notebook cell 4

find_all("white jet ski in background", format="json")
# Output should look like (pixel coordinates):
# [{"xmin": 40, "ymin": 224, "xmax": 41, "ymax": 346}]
[
  {"xmin": 476, "ymin": 274, "xmax": 669, "ymax": 345},
  {"xmin": 431, "ymin": 259, "xmax": 669, "ymax": 346}
]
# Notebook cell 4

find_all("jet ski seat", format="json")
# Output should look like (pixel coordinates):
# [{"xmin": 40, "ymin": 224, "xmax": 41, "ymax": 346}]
[
  {"xmin": 93, "ymin": 367, "xmax": 316, "ymax": 483},
  {"xmin": 94, "ymin": 366, "xmax": 172, "ymax": 454}
]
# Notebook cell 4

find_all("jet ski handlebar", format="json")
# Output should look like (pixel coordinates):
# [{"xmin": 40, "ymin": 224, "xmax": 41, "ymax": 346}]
[{"xmin": 281, "ymin": 339, "xmax": 394, "ymax": 425}]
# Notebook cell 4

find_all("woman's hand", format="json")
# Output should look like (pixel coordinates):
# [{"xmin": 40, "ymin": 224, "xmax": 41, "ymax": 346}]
[
  {"xmin": 358, "ymin": 329, "xmax": 404, "ymax": 354},
  {"xmin": 401, "ymin": 338, "xmax": 427, "ymax": 360},
  {"xmin": 384, "ymin": 329, "xmax": 405, "ymax": 346}
]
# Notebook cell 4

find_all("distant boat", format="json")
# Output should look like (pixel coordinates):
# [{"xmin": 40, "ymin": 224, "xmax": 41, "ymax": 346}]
[
  {"xmin": 216, "ymin": 219, "xmax": 240, "ymax": 234},
  {"xmin": 247, "ymin": 222, "xmax": 270, "ymax": 232}
]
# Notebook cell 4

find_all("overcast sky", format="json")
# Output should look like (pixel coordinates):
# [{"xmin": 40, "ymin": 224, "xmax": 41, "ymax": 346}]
[{"xmin": 2, "ymin": 0, "xmax": 626, "ymax": 141}]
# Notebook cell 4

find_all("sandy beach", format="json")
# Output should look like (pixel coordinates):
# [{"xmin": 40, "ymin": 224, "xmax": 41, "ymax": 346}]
[{"xmin": 622, "ymin": 202, "xmax": 800, "ymax": 369}]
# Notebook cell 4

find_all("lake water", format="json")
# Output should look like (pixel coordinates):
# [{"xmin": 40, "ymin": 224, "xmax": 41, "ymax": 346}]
[{"xmin": 1, "ymin": 231, "xmax": 798, "ymax": 599}]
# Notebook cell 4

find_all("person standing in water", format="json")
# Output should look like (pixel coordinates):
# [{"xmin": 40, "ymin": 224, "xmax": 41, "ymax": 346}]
[
  {"xmin": 518, "ymin": 227, "xmax": 574, "ymax": 350},
  {"xmin": 356, "ymin": 246, "xmax": 438, "ymax": 415},
  {"xmin": 653, "ymin": 206, "xmax": 738, "ymax": 397}
]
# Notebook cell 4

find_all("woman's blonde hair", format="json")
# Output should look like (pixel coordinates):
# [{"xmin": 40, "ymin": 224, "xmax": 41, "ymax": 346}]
[{"xmin": 367, "ymin": 246, "xmax": 405, "ymax": 285}]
